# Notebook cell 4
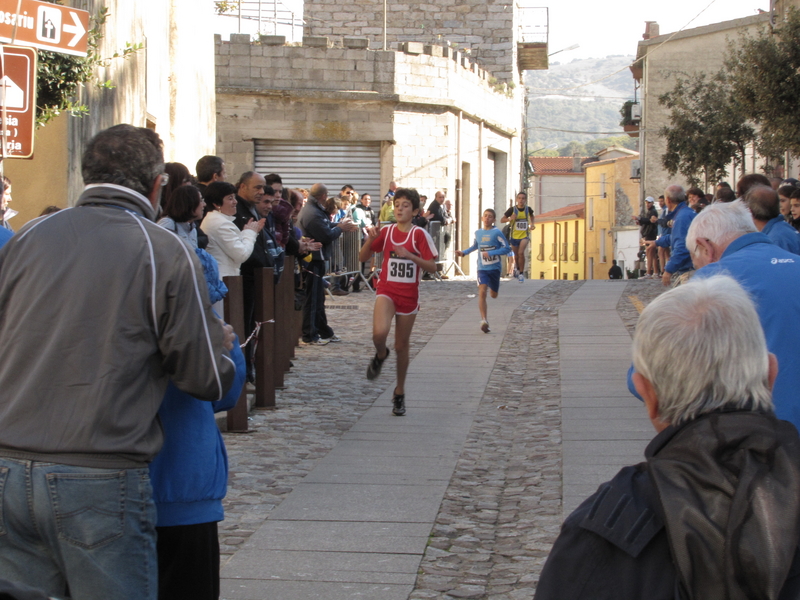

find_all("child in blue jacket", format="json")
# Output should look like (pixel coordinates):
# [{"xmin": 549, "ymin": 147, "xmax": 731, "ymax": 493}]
[
  {"xmin": 456, "ymin": 208, "xmax": 511, "ymax": 333},
  {"xmin": 149, "ymin": 249, "xmax": 246, "ymax": 600}
]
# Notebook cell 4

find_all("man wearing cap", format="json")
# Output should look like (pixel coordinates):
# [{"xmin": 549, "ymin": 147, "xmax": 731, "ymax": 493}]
[{"xmin": 637, "ymin": 197, "xmax": 659, "ymax": 279}]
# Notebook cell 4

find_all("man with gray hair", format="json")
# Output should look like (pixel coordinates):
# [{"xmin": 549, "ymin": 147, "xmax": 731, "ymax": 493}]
[
  {"xmin": 686, "ymin": 199, "xmax": 800, "ymax": 430},
  {"xmin": 743, "ymin": 184, "xmax": 800, "ymax": 254},
  {"xmin": 0, "ymin": 124, "xmax": 236, "ymax": 599},
  {"xmin": 535, "ymin": 275, "xmax": 800, "ymax": 599},
  {"xmin": 650, "ymin": 184, "xmax": 695, "ymax": 285}
]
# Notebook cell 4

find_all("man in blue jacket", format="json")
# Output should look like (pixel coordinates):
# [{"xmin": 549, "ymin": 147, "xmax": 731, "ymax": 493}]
[
  {"xmin": 744, "ymin": 184, "xmax": 800, "ymax": 255},
  {"xmin": 687, "ymin": 200, "xmax": 800, "ymax": 430},
  {"xmin": 651, "ymin": 185, "xmax": 695, "ymax": 286}
]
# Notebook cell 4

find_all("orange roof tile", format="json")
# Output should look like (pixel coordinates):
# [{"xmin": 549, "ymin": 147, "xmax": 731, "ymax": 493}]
[
  {"xmin": 530, "ymin": 157, "xmax": 590, "ymax": 174},
  {"xmin": 536, "ymin": 203, "xmax": 585, "ymax": 220}
]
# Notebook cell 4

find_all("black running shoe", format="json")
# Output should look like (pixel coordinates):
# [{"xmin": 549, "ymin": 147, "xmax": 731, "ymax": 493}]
[
  {"xmin": 392, "ymin": 393, "xmax": 406, "ymax": 416},
  {"xmin": 366, "ymin": 349, "xmax": 389, "ymax": 380}
]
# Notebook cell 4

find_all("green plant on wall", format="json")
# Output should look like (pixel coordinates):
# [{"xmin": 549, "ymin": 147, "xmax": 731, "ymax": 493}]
[
  {"xmin": 35, "ymin": 3, "xmax": 142, "ymax": 127},
  {"xmin": 214, "ymin": 1, "xmax": 240, "ymax": 14}
]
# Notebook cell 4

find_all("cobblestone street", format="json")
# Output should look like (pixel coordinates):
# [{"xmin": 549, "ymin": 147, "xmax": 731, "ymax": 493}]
[{"xmin": 220, "ymin": 278, "xmax": 667, "ymax": 599}]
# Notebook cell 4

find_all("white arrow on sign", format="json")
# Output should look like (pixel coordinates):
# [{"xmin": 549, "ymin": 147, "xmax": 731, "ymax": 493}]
[{"xmin": 62, "ymin": 11, "xmax": 85, "ymax": 48}]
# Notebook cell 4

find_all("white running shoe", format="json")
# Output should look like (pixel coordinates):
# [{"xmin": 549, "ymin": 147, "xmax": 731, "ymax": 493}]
[{"xmin": 480, "ymin": 320, "xmax": 490, "ymax": 333}]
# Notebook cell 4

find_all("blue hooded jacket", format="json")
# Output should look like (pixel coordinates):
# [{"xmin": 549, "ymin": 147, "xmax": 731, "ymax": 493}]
[{"xmin": 149, "ymin": 336, "xmax": 246, "ymax": 526}]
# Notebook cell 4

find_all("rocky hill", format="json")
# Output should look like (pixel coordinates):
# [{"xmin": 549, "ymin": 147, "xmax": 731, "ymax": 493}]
[{"xmin": 525, "ymin": 55, "xmax": 638, "ymax": 153}]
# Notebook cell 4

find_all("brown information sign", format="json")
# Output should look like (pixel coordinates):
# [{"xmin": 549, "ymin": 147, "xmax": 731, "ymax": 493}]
[
  {"xmin": 0, "ymin": 0, "xmax": 89, "ymax": 57},
  {"xmin": 0, "ymin": 45, "xmax": 36, "ymax": 159}
]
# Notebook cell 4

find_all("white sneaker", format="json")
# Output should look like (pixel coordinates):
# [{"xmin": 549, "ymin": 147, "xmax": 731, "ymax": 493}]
[
  {"xmin": 480, "ymin": 320, "xmax": 490, "ymax": 333},
  {"xmin": 518, "ymin": 274, "xmax": 524, "ymax": 283}
]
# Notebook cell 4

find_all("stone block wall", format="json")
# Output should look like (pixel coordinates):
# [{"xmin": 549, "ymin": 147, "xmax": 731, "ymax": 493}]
[
  {"xmin": 302, "ymin": 0, "xmax": 518, "ymax": 82},
  {"xmin": 215, "ymin": 35, "xmax": 519, "ymax": 132}
]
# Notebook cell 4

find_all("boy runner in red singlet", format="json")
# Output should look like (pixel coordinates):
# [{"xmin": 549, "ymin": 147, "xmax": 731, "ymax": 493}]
[{"xmin": 359, "ymin": 188, "xmax": 438, "ymax": 416}]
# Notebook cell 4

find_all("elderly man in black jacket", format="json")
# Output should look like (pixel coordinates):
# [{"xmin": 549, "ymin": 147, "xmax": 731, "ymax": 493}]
[
  {"xmin": 297, "ymin": 183, "xmax": 358, "ymax": 344},
  {"xmin": 535, "ymin": 274, "xmax": 800, "ymax": 600}
]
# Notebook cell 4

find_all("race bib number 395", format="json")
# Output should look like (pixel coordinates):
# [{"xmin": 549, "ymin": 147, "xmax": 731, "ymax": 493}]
[{"xmin": 387, "ymin": 256, "xmax": 417, "ymax": 282}]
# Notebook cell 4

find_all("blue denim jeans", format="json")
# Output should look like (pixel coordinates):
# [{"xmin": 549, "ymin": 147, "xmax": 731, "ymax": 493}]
[{"xmin": 0, "ymin": 458, "xmax": 157, "ymax": 600}]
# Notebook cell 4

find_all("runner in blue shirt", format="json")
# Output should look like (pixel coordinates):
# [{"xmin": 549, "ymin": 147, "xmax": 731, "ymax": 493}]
[{"xmin": 456, "ymin": 208, "xmax": 511, "ymax": 333}]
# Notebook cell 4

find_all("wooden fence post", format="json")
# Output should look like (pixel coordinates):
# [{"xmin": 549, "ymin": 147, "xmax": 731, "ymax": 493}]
[
  {"xmin": 223, "ymin": 275, "xmax": 249, "ymax": 432},
  {"xmin": 274, "ymin": 271, "xmax": 288, "ymax": 389}
]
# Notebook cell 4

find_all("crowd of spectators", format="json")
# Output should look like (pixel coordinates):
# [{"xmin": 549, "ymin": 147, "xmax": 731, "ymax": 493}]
[{"xmin": 635, "ymin": 173, "xmax": 800, "ymax": 283}]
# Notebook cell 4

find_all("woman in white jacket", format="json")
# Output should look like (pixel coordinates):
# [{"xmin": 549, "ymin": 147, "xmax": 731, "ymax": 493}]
[{"xmin": 201, "ymin": 181, "xmax": 264, "ymax": 278}]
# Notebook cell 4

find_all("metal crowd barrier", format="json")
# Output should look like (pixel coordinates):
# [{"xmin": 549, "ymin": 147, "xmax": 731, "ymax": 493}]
[
  {"xmin": 428, "ymin": 221, "xmax": 464, "ymax": 279},
  {"xmin": 324, "ymin": 228, "xmax": 373, "ymax": 293}
]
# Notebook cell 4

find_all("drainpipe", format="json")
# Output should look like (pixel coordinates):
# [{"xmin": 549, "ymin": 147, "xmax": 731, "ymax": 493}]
[
  {"xmin": 456, "ymin": 110, "xmax": 463, "ymax": 254},
  {"xmin": 555, "ymin": 221, "xmax": 561, "ymax": 279},
  {"xmin": 478, "ymin": 121, "xmax": 483, "ymax": 216}
]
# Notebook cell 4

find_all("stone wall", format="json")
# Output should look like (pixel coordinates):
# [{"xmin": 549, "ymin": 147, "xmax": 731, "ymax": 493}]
[{"xmin": 302, "ymin": 0, "xmax": 518, "ymax": 83}]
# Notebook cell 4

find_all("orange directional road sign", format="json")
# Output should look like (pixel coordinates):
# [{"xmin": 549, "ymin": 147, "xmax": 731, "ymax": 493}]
[
  {"xmin": 0, "ymin": 45, "xmax": 36, "ymax": 159},
  {"xmin": 0, "ymin": 0, "xmax": 89, "ymax": 57}
]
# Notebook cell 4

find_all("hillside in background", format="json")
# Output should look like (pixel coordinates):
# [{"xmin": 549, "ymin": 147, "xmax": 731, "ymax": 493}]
[{"xmin": 525, "ymin": 55, "xmax": 638, "ymax": 155}]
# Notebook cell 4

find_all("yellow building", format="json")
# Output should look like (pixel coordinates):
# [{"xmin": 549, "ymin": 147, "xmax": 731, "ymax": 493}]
[
  {"xmin": 584, "ymin": 150, "xmax": 640, "ymax": 279},
  {"xmin": 530, "ymin": 203, "xmax": 585, "ymax": 280}
]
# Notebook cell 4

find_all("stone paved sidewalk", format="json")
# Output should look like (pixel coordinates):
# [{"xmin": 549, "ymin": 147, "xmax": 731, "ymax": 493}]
[{"xmin": 410, "ymin": 281, "xmax": 579, "ymax": 600}]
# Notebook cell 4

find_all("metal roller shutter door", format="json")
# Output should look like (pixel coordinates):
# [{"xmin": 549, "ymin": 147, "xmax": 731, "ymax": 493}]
[{"xmin": 254, "ymin": 140, "xmax": 382, "ymax": 198}]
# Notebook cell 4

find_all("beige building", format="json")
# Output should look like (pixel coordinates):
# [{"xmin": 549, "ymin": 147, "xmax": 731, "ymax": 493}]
[
  {"xmin": 5, "ymin": 0, "xmax": 217, "ymax": 227},
  {"xmin": 529, "ymin": 156, "xmax": 586, "ymax": 217},
  {"xmin": 633, "ymin": 13, "xmax": 770, "ymax": 200}
]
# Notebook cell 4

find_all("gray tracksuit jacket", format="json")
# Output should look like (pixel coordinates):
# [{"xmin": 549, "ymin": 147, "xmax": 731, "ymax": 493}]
[{"xmin": 0, "ymin": 184, "xmax": 236, "ymax": 468}]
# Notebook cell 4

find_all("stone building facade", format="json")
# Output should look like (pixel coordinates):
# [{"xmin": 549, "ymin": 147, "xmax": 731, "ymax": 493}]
[
  {"xmin": 530, "ymin": 156, "xmax": 587, "ymax": 216},
  {"xmin": 215, "ymin": 35, "xmax": 523, "ymax": 275},
  {"xmin": 633, "ymin": 13, "xmax": 770, "ymax": 202},
  {"xmin": 302, "ymin": 0, "xmax": 519, "ymax": 83}
]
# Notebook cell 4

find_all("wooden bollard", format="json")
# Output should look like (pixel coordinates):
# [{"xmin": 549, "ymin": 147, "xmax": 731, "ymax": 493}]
[
  {"xmin": 292, "ymin": 276, "xmax": 303, "ymax": 353},
  {"xmin": 223, "ymin": 275, "xmax": 248, "ymax": 432},
  {"xmin": 254, "ymin": 267, "xmax": 276, "ymax": 408},
  {"xmin": 274, "ymin": 271, "xmax": 288, "ymax": 389}
]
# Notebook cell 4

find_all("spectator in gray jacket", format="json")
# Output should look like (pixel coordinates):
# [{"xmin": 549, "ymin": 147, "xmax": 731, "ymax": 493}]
[{"xmin": 0, "ymin": 124, "xmax": 236, "ymax": 600}]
